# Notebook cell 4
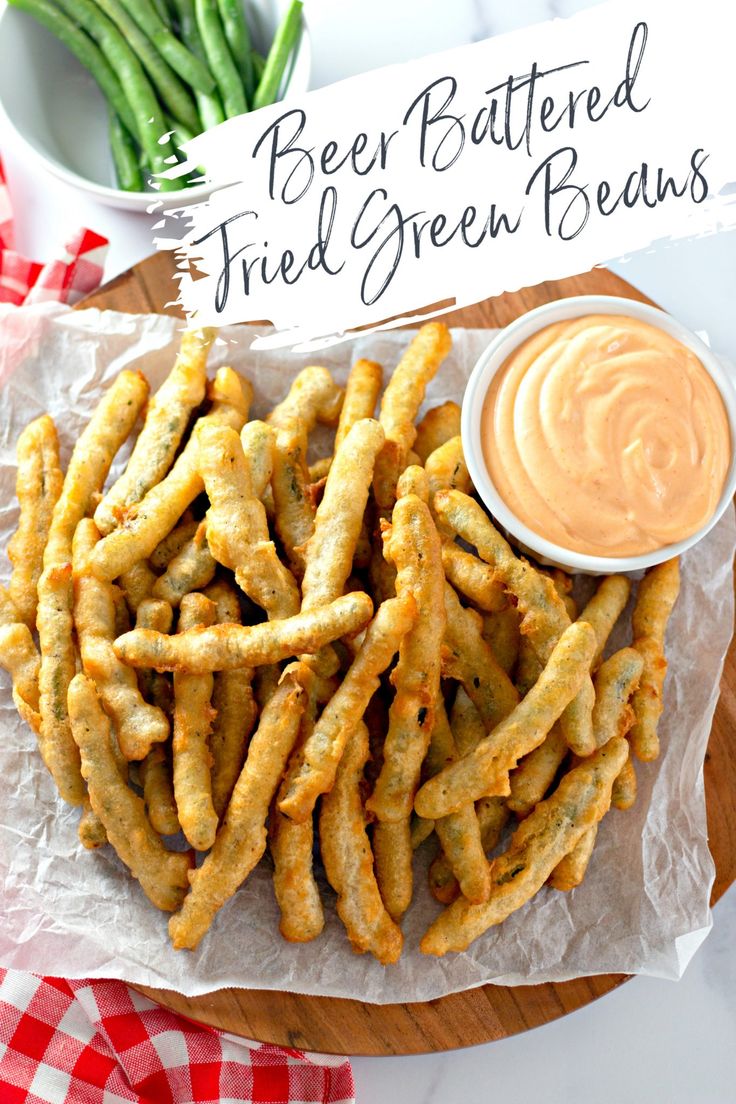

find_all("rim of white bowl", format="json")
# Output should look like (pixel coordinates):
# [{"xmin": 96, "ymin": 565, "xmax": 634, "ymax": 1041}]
[
  {"xmin": 0, "ymin": 6, "xmax": 311, "ymax": 210},
  {"xmin": 461, "ymin": 294, "xmax": 736, "ymax": 575}
]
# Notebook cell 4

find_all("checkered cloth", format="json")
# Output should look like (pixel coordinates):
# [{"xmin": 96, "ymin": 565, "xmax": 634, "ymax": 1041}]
[
  {"xmin": 0, "ymin": 970, "xmax": 355, "ymax": 1103},
  {"xmin": 0, "ymin": 157, "xmax": 109, "ymax": 306}
]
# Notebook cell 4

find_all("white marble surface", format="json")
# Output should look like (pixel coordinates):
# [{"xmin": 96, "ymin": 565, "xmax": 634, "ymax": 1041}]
[
  {"xmin": 1, "ymin": 1, "xmax": 735, "ymax": 1101},
  {"xmin": 353, "ymin": 885, "xmax": 736, "ymax": 1104}
]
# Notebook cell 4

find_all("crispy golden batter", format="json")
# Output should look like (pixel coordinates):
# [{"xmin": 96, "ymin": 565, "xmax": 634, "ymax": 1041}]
[
  {"xmin": 205, "ymin": 581, "xmax": 258, "ymax": 820},
  {"xmin": 507, "ymin": 724, "xmax": 567, "ymax": 818},
  {"xmin": 37, "ymin": 371, "xmax": 149, "ymax": 805},
  {"xmin": 411, "ymin": 699, "xmax": 456, "ymax": 849},
  {"xmin": 115, "ymin": 591, "xmax": 374, "ymax": 672},
  {"xmin": 94, "ymin": 328, "xmax": 214, "ymax": 534},
  {"xmin": 119, "ymin": 560, "xmax": 158, "ymax": 614},
  {"xmin": 421, "ymin": 737, "xmax": 628, "ymax": 954},
  {"xmin": 630, "ymin": 559, "xmax": 680, "ymax": 762},
  {"xmin": 592, "ymin": 648, "xmax": 643, "ymax": 749},
  {"xmin": 44, "ymin": 370, "xmax": 149, "ymax": 569},
  {"xmin": 87, "ymin": 368, "xmax": 251, "ymax": 582},
  {"xmin": 367, "ymin": 495, "xmax": 444, "ymax": 823},
  {"xmin": 335, "ymin": 359, "xmax": 383, "ymax": 452},
  {"xmin": 73, "ymin": 520, "xmax": 169, "ymax": 762},
  {"xmin": 7, "ymin": 415, "xmax": 63, "ymax": 627},
  {"xmin": 270, "ymin": 670, "xmax": 325, "ymax": 943},
  {"xmin": 434, "ymin": 490, "xmax": 595, "ymax": 757},
  {"xmin": 0, "ymin": 621, "xmax": 41, "ymax": 734},
  {"xmin": 481, "ymin": 608, "xmax": 521, "ymax": 674},
  {"xmin": 440, "ymin": 543, "xmax": 506, "ymax": 613},
  {"xmin": 152, "ymin": 521, "xmax": 217, "ymax": 607},
  {"xmin": 320, "ymin": 722, "xmax": 403, "ymax": 964},
  {"xmin": 36, "ymin": 564, "xmax": 85, "ymax": 805},
  {"xmin": 396, "ymin": 464, "xmax": 429, "ymax": 502},
  {"xmin": 579, "ymin": 575, "xmax": 632, "ymax": 669},
  {"xmin": 169, "ymin": 670, "xmax": 305, "ymax": 950},
  {"xmin": 271, "ymin": 418, "xmax": 315, "ymax": 579},
  {"xmin": 442, "ymin": 582, "xmax": 519, "ymax": 732},
  {"xmin": 150, "ymin": 516, "xmax": 198, "ymax": 571},
  {"xmin": 278, "ymin": 595, "xmax": 416, "ymax": 823},
  {"xmin": 172, "ymin": 594, "xmax": 218, "ymax": 851},
  {"xmin": 240, "ymin": 421, "xmax": 276, "ymax": 499},
  {"xmin": 300, "ymin": 419, "xmax": 385, "ymax": 611},
  {"xmin": 611, "ymin": 753, "xmax": 637, "ymax": 811},
  {"xmin": 547, "ymin": 825, "xmax": 598, "ymax": 891},
  {"xmin": 197, "ymin": 423, "xmax": 300, "ymax": 620},
  {"xmin": 425, "ymin": 436, "xmax": 471, "ymax": 530},
  {"xmin": 136, "ymin": 597, "xmax": 178, "ymax": 840},
  {"xmin": 68, "ymin": 673, "xmax": 191, "ymax": 912},
  {"xmin": 374, "ymin": 322, "xmax": 451, "ymax": 510},
  {"xmin": 415, "ymin": 621, "xmax": 596, "ymax": 820},
  {"xmin": 429, "ymin": 689, "xmax": 499, "ymax": 905},
  {"xmin": 267, "ymin": 365, "xmax": 343, "ymax": 430},
  {"xmin": 414, "ymin": 401, "xmax": 461, "ymax": 465},
  {"xmin": 372, "ymin": 818, "xmax": 413, "ymax": 923}
]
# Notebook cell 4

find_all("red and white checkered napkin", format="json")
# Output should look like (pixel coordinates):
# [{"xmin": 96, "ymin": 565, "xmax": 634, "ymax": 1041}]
[
  {"xmin": 0, "ymin": 157, "xmax": 108, "ymax": 306},
  {"xmin": 0, "ymin": 969, "xmax": 355, "ymax": 1104}
]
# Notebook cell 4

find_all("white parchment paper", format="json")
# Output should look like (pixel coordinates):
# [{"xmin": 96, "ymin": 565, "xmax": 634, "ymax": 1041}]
[{"xmin": 0, "ymin": 303, "xmax": 733, "ymax": 1002}]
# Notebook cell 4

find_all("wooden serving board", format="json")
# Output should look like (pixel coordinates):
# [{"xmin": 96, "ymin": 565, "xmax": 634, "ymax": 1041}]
[{"xmin": 81, "ymin": 254, "xmax": 736, "ymax": 1056}]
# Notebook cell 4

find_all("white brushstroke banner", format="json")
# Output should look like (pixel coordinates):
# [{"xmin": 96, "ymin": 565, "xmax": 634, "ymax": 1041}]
[{"xmin": 155, "ymin": 0, "xmax": 736, "ymax": 350}]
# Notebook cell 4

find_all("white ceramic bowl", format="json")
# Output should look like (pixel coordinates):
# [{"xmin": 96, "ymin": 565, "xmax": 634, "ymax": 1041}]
[
  {"xmin": 461, "ymin": 295, "xmax": 736, "ymax": 575},
  {"xmin": 0, "ymin": 0, "xmax": 311, "ymax": 210}
]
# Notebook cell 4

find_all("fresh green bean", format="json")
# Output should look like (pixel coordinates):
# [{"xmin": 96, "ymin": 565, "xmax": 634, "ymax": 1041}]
[
  {"xmin": 116, "ymin": 0, "xmax": 216, "ymax": 95},
  {"xmin": 165, "ymin": 115, "xmax": 207, "ymax": 178},
  {"xmin": 195, "ymin": 0, "xmax": 247, "ymax": 118},
  {"xmin": 150, "ymin": 0, "xmax": 169, "ymax": 24},
  {"xmin": 251, "ymin": 48, "xmax": 265, "ymax": 82},
  {"xmin": 171, "ymin": 0, "xmax": 226, "ymax": 128},
  {"xmin": 91, "ymin": 0, "xmax": 201, "ymax": 133},
  {"xmin": 7, "ymin": 0, "xmax": 137, "ymax": 138},
  {"xmin": 52, "ymin": 0, "xmax": 181, "ymax": 189},
  {"xmin": 109, "ymin": 109, "xmax": 144, "ymax": 190},
  {"xmin": 252, "ymin": 0, "xmax": 302, "ymax": 110},
  {"xmin": 217, "ymin": 0, "xmax": 253, "ymax": 99}
]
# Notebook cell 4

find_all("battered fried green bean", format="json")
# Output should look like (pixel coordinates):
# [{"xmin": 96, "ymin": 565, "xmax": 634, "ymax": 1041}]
[
  {"xmin": 421, "ymin": 737, "xmax": 628, "ymax": 954},
  {"xmin": 415, "ymin": 621, "xmax": 597, "ymax": 820},
  {"xmin": 630, "ymin": 559, "xmax": 680, "ymax": 762},
  {"xmin": 95, "ymin": 328, "xmax": 214, "ymax": 534},
  {"xmin": 7, "ymin": 415, "xmax": 63, "ymax": 628},
  {"xmin": 69, "ymin": 673, "xmax": 191, "ymax": 912}
]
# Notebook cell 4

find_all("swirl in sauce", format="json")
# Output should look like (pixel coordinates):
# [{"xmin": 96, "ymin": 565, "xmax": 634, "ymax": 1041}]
[{"xmin": 481, "ymin": 315, "xmax": 731, "ymax": 557}]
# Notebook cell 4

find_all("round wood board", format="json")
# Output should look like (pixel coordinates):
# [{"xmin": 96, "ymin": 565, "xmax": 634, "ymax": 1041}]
[{"xmin": 80, "ymin": 255, "xmax": 736, "ymax": 1056}]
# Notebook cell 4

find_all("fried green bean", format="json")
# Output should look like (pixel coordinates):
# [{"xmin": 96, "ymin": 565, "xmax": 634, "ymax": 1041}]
[
  {"xmin": 95, "ymin": 328, "xmax": 214, "ymax": 534},
  {"xmin": 421, "ymin": 737, "xmax": 628, "ymax": 954},
  {"xmin": 415, "ymin": 621, "xmax": 597, "ymax": 820}
]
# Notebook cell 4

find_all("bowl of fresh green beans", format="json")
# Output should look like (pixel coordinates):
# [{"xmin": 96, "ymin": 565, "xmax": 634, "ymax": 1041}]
[{"xmin": 0, "ymin": 0, "xmax": 310, "ymax": 209}]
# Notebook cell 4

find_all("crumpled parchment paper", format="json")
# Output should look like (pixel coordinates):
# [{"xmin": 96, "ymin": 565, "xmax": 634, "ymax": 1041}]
[{"xmin": 0, "ymin": 303, "xmax": 732, "ymax": 1003}]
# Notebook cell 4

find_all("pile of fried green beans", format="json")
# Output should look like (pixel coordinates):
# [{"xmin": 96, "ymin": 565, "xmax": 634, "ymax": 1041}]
[{"xmin": 9, "ymin": 0, "xmax": 303, "ymax": 191}]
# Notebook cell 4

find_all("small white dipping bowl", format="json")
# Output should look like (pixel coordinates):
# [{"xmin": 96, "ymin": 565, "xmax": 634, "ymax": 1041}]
[
  {"xmin": 461, "ymin": 295, "xmax": 736, "ymax": 576},
  {"xmin": 0, "ymin": 0, "xmax": 311, "ymax": 211}
]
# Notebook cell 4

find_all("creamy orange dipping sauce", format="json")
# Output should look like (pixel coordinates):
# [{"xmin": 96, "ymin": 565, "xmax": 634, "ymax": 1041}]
[{"xmin": 481, "ymin": 315, "xmax": 731, "ymax": 557}]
